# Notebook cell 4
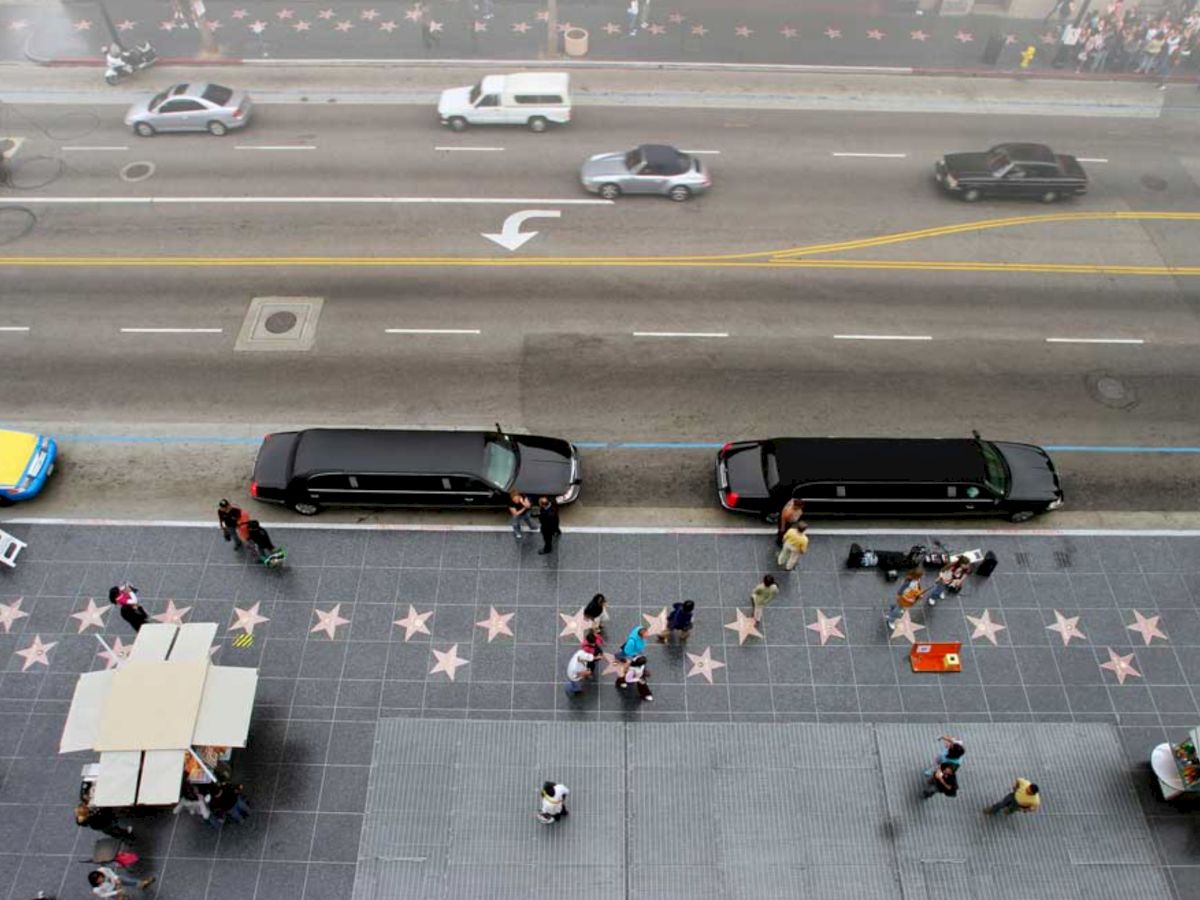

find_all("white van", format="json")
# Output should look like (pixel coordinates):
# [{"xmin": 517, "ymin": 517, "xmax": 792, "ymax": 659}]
[{"xmin": 437, "ymin": 72, "xmax": 571, "ymax": 133}]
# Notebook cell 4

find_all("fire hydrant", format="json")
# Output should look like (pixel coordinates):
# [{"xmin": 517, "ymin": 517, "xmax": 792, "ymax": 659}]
[{"xmin": 1019, "ymin": 44, "xmax": 1037, "ymax": 68}]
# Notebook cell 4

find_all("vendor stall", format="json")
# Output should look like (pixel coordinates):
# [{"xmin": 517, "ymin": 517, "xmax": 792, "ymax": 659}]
[
  {"xmin": 59, "ymin": 623, "xmax": 258, "ymax": 807},
  {"xmin": 1150, "ymin": 728, "xmax": 1200, "ymax": 801}
]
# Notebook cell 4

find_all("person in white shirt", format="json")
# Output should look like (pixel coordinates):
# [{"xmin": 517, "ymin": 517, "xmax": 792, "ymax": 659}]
[
  {"xmin": 564, "ymin": 649, "xmax": 594, "ymax": 696},
  {"xmin": 537, "ymin": 781, "xmax": 570, "ymax": 824},
  {"xmin": 87, "ymin": 867, "xmax": 156, "ymax": 898}
]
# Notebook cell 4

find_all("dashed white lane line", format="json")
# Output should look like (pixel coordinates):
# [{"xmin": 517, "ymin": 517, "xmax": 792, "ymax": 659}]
[
  {"xmin": 681, "ymin": 149, "xmax": 722, "ymax": 155},
  {"xmin": 834, "ymin": 333, "xmax": 932, "ymax": 341},
  {"xmin": 61, "ymin": 146, "xmax": 128, "ymax": 152},
  {"xmin": 632, "ymin": 331, "xmax": 729, "ymax": 338},
  {"xmin": 385, "ymin": 328, "xmax": 482, "ymax": 335},
  {"xmin": 0, "ymin": 326, "xmax": 30, "ymax": 332},
  {"xmin": 21, "ymin": 196, "xmax": 611, "ymax": 206},
  {"xmin": 434, "ymin": 146, "xmax": 505, "ymax": 152},
  {"xmin": 1046, "ymin": 337, "xmax": 1144, "ymax": 344},
  {"xmin": 1076, "ymin": 157, "xmax": 1109, "ymax": 163},
  {"xmin": 119, "ymin": 328, "xmax": 223, "ymax": 334},
  {"xmin": 832, "ymin": 152, "xmax": 908, "ymax": 159},
  {"xmin": 234, "ymin": 145, "xmax": 315, "ymax": 151}
]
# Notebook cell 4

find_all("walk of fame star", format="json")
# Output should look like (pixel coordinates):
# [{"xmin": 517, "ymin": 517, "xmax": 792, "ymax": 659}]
[
  {"xmin": 668, "ymin": 12, "xmax": 684, "ymax": 23},
  {"xmin": 1127, "ymin": 610, "xmax": 1167, "ymax": 645},
  {"xmin": 515, "ymin": 21, "xmax": 533, "ymax": 32},
  {"xmin": 159, "ymin": 21, "xmax": 176, "ymax": 30},
  {"xmin": 910, "ymin": 29, "xmax": 929, "ymax": 41},
  {"xmin": 965, "ymin": 609, "xmax": 1006, "ymax": 645},
  {"xmin": 248, "ymin": 20, "xmax": 268, "ymax": 33},
  {"xmin": 394, "ymin": 605, "xmax": 433, "ymax": 641},
  {"xmin": 334, "ymin": 20, "xmax": 353, "ymax": 30},
  {"xmin": 73, "ymin": 20, "xmax": 92, "ymax": 30},
  {"xmin": 232, "ymin": 8, "xmax": 248, "ymax": 18},
  {"xmin": 780, "ymin": 26, "xmax": 798, "ymax": 39},
  {"xmin": 1099, "ymin": 646, "xmax": 1141, "ymax": 684},
  {"xmin": 643, "ymin": 607, "xmax": 668, "ymax": 638},
  {"xmin": 1046, "ymin": 609, "xmax": 1086, "ymax": 646},
  {"xmin": 97, "ymin": 637, "xmax": 131, "ymax": 670},
  {"xmin": 0, "ymin": 598, "xmax": 30, "ymax": 634},
  {"xmin": 69, "ymin": 599, "xmax": 108, "ymax": 633},
  {"xmin": 430, "ymin": 643, "xmax": 469, "ymax": 680},
  {"xmin": 429, "ymin": 21, "xmax": 443, "ymax": 32},
  {"xmin": 475, "ymin": 606, "xmax": 515, "ymax": 642},
  {"xmin": 229, "ymin": 601, "xmax": 269, "ymax": 635},
  {"xmin": 647, "ymin": 23, "xmax": 665, "ymax": 35},
  {"xmin": 474, "ymin": 20, "xmax": 488, "ymax": 31},
  {"xmin": 889, "ymin": 609, "xmax": 925, "ymax": 644},
  {"xmin": 360, "ymin": 8, "xmax": 379, "ymax": 19},
  {"xmin": 866, "ymin": 28, "xmax": 886, "ymax": 39},
  {"xmin": 806, "ymin": 609, "xmax": 845, "ymax": 646},
  {"xmin": 8, "ymin": 20, "xmax": 29, "ymax": 31},
  {"xmin": 600, "ymin": 652, "xmax": 624, "ymax": 676},
  {"xmin": 15, "ymin": 634, "xmax": 55, "ymax": 671},
  {"xmin": 724, "ymin": 608, "xmax": 763, "ymax": 645},
  {"xmin": 690, "ymin": 24, "xmax": 707, "ymax": 36},
  {"xmin": 1004, "ymin": 33, "xmax": 1019, "ymax": 44},
  {"xmin": 735, "ymin": 25, "xmax": 753, "ymax": 37},
  {"xmin": 404, "ymin": 7, "xmax": 423, "ymax": 20},
  {"xmin": 311, "ymin": 603, "xmax": 350, "ymax": 639},
  {"xmin": 276, "ymin": 8, "xmax": 294, "ymax": 19},
  {"xmin": 116, "ymin": 19, "xmax": 136, "ymax": 30},
  {"xmin": 379, "ymin": 20, "xmax": 397, "ymax": 31},
  {"xmin": 686, "ymin": 646, "xmax": 726, "ymax": 683},
  {"xmin": 152, "ymin": 599, "xmax": 192, "ymax": 625},
  {"xmin": 954, "ymin": 30, "xmax": 974, "ymax": 42},
  {"xmin": 824, "ymin": 27, "xmax": 841, "ymax": 38},
  {"xmin": 558, "ymin": 608, "xmax": 589, "ymax": 640},
  {"xmin": 293, "ymin": 20, "xmax": 311, "ymax": 30},
  {"xmin": 207, "ymin": 19, "xmax": 222, "ymax": 29},
  {"xmin": 536, "ymin": 10, "xmax": 550, "ymax": 20},
  {"xmin": 317, "ymin": 8, "xmax": 335, "ymax": 18}
]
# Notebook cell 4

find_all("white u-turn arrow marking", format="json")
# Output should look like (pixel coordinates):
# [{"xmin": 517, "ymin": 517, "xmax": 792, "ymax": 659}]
[{"xmin": 482, "ymin": 209, "xmax": 562, "ymax": 251}]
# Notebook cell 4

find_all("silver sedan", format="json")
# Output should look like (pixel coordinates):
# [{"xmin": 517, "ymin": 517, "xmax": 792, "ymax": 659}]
[
  {"xmin": 125, "ymin": 83, "xmax": 253, "ymax": 137},
  {"xmin": 580, "ymin": 144, "xmax": 711, "ymax": 202}
]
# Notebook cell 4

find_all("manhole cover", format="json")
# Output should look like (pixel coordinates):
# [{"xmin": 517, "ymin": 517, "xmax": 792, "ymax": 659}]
[
  {"xmin": 264, "ymin": 311, "xmax": 297, "ymax": 334},
  {"xmin": 1096, "ymin": 376, "xmax": 1126, "ymax": 400},
  {"xmin": 1085, "ymin": 371, "xmax": 1138, "ymax": 410},
  {"xmin": 119, "ymin": 161, "xmax": 155, "ymax": 183},
  {"xmin": 1141, "ymin": 174, "xmax": 1168, "ymax": 191},
  {"xmin": 0, "ymin": 206, "xmax": 36, "ymax": 245}
]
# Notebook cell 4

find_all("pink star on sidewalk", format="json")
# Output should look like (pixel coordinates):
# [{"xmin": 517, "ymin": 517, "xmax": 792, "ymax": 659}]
[
  {"xmin": 724, "ymin": 608, "xmax": 763, "ymax": 645},
  {"xmin": 965, "ymin": 609, "xmax": 1007, "ymax": 645},
  {"xmin": 97, "ymin": 637, "xmax": 131, "ymax": 670},
  {"xmin": 806, "ymin": 609, "xmax": 845, "ymax": 646},
  {"xmin": 232, "ymin": 8, "xmax": 248, "ymax": 18},
  {"xmin": 690, "ymin": 24, "xmax": 707, "ymax": 36},
  {"xmin": 335, "ymin": 19, "xmax": 355, "ymax": 31},
  {"xmin": 686, "ymin": 646, "xmax": 726, "ymax": 683},
  {"xmin": 394, "ymin": 605, "xmax": 433, "ymax": 641},
  {"xmin": 1005, "ymin": 33, "xmax": 1019, "ymax": 44},
  {"xmin": 643, "ymin": 607, "xmax": 669, "ymax": 638},
  {"xmin": 311, "ymin": 604, "xmax": 350, "ymax": 639},
  {"xmin": 1099, "ymin": 646, "xmax": 1141, "ymax": 685},
  {"xmin": 206, "ymin": 19, "xmax": 223, "ymax": 29},
  {"xmin": 910, "ymin": 29, "xmax": 929, "ymax": 41},
  {"xmin": 317, "ymin": 8, "xmax": 335, "ymax": 18},
  {"xmin": 0, "ymin": 598, "xmax": 30, "ymax": 634},
  {"xmin": 70, "ymin": 599, "xmax": 109, "ymax": 634},
  {"xmin": 248, "ymin": 20, "xmax": 268, "ymax": 33},
  {"xmin": 116, "ymin": 19, "xmax": 137, "ymax": 30},
  {"xmin": 1127, "ymin": 610, "xmax": 1167, "ymax": 645},
  {"xmin": 293, "ymin": 20, "xmax": 311, "ymax": 30},
  {"xmin": 780, "ymin": 26, "xmax": 798, "ymax": 39},
  {"xmin": 159, "ymin": 21, "xmax": 176, "ymax": 30},
  {"xmin": 889, "ymin": 609, "xmax": 926, "ymax": 644},
  {"xmin": 73, "ymin": 19, "xmax": 93, "ymax": 30},
  {"xmin": 536, "ymin": 10, "xmax": 550, "ymax": 20},
  {"xmin": 668, "ymin": 12, "xmax": 684, "ymax": 23},
  {"xmin": 428, "ymin": 21, "xmax": 443, "ymax": 32},
  {"xmin": 647, "ymin": 23, "xmax": 665, "ymax": 35},
  {"xmin": 473, "ymin": 20, "xmax": 488, "ymax": 31},
  {"xmin": 379, "ymin": 20, "xmax": 397, "ymax": 31},
  {"xmin": 430, "ymin": 643, "xmax": 469, "ymax": 680},
  {"xmin": 404, "ymin": 6, "xmax": 424, "ymax": 20},
  {"xmin": 515, "ymin": 21, "xmax": 533, "ymax": 32},
  {"xmin": 276, "ymin": 8, "xmax": 294, "ymax": 18},
  {"xmin": 152, "ymin": 599, "xmax": 192, "ymax": 625},
  {"xmin": 600, "ymin": 651, "xmax": 625, "ymax": 676},
  {"xmin": 734, "ymin": 25, "xmax": 753, "ymax": 37},
  {"xmin": 15, "ymin": 635, "xmax": 55, "ymax": 671},
  {"xmin": 954, "ymin": 29, "xmax": 975, "ymax": 42},
  {"xmin": 866, "ymin": 28, "xmax": 886, "ymax": 40},
  {"xmin": 229, "ymin": 601, "xmax": 269, "ymax": 635},
  {"xmin": 475, "ymin": 606, "xmax": 515, "ymax": 642},
  {"xmin": 824, "ymin": 26, "xmax": 841, "ymax": 38},
  {"xmin": 1046, "ymin": 609, "xmax": 1086, "ymax": 646},
  {"xmin": 360, "ymin": 8, "xmax": 379, "ymax": 19},
  {"xmin": 558, "ymin": 608, "xmax": 589, "ymax": 641},
  {"xmin": 7, "ymin": 20, "xmax": 29, "ymax": 31}
]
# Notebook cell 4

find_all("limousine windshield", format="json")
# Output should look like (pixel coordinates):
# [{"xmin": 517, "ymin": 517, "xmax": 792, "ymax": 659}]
[
  {"xmin": 978, "ymin": 439, "xmax": 1011, "ymax": 495},
  {"xmin": 482, "ymin": 436, "xmax": 518, "ymax": 489}
]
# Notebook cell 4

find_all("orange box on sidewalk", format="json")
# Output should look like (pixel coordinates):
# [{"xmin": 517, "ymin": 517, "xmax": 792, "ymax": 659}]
[{"xmin": 909, "ymin": 641, "xmax": 962, "ymax": 673}]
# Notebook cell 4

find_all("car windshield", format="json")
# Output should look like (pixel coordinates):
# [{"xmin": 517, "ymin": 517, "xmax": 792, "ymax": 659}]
[
  {"xmin": 977, "ymin": 440, "xmax": 1011, "ymax": 496},
  {"xmin": 469, "ymin": 82, "xmax": 482, "ymax": 104},
  {"xmin": 202, "ymin": 84, "xmax": 233, "ymax": 106},
  {"xmin": 148, "ymin": 91, "xmax": 169, "ymax": 111},
  {"xmin": 482, "ymin": 437, "xmax": 519, "ymax": 489},
  {"xmin": 986, "ymin": 150, "xmax": 1012, "ymax": 173}
]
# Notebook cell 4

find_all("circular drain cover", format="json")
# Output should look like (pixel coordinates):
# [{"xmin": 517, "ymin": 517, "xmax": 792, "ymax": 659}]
[
  {"xmin": 264, "ymin": 311, "xmax": 298, "ymax": 334},
  {"xmin": 0, "ymin": 206, "xmax": 37, "ymax": 245},
  {"xmin": 120, "ymin": 161, "xmax": 155, "ymax": 183},
  {"xmin": 1086, "ymin": 371, "xmax": 1138, "ymax": 410},
  {"xmin": 1141, "ymin": 174, "xmax": 1168, "ymax": 191}
]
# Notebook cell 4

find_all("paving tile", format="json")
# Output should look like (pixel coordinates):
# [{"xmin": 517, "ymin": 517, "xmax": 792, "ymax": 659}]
[
  {"xmin": 257, "ymin": 859, "xmax": 311, "ymax": 900},
  {"xmin": 972, "ymin": 646, "xmax": 1022, "ymax": 685},
  {"xmin": 814, "ymin": 684, "xmax": 859, "ymax": 714},
  {"xmin": 262, "ymin": 811, "xmax": 318, "ymax": 861},
  {"xmin": 275, "ymin": 764, "xmax": 326, "ymax": 812}
]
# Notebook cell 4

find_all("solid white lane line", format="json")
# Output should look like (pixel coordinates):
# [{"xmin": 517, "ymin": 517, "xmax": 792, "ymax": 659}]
[
  {"xmin": 22, "ymin": 196, "xmax": 611, "ymax": 205},
  {"xmin": 234, "ymin": 145, "xmax": 315, "ymax": 151},
  {"xmin": 385, "ymin": 328, "xmax": 482, "ymax": 335},
  {"xmin": 120, "ymin": 328, "xmax": 223, "ymax": 334},
  {"xmin": 0, "ymin": 326, "xmax": 30, "ymax": 332},
  {"xmin": 632, "ymin": 331, "xmax": 729, "ymax": 338},
  {"xmin": 1046, "ymin": 337, "xmax": 1144, "ymax": 344},
  {"xmin": 61, "ymin": 146, "xmax": 129, "ymax": 152},
  {"xmin": 1076, "ymin": 157, "xmax": 1109, "ymax": 163},
  {"xmin": 834, "ymin": 334, "xmax": 932, "ymax": 341},
  {"xmin": 832, "ymin": 152, "xmax": 908, "ymax": 159},
  {"xmin": 434, "ymin": 146, "xmax": 505, "ymax": 152}
]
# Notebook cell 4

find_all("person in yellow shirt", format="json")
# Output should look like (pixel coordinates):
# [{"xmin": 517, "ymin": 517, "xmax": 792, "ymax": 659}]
[
  {"xmin": 776, "ymin": 522, "xmax": 809, "ymax": 571},
  {"xmin": 986, "ymin": 777, "xmax": 1040, "ymax": 815}
]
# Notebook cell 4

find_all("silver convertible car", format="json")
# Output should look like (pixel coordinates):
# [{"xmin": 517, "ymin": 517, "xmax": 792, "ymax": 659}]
[
  {"xmin": 580, "ymin": 144, "xmax": 711, "ymax": 202},
  {"xmin": 125, "ymin": 83, "xmax": 253, "ymax": 136}
]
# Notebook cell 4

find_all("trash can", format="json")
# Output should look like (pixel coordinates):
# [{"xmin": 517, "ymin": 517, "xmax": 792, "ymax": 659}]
[
  {"xmin": 564, "ymin": 26, "xmax": 589, "ymax": 57},
  {"xmin": 981, "ymin": 32, "xmax": 1004, "ymax": 65}
]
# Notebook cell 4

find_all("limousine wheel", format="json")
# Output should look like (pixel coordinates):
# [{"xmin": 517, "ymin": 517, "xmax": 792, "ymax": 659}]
[
  {"xmin": 962, "ymin": 188, "xmax": 981, "ymax": 202},
  {"xmin": 1009, "ymin": 509, "xmax": 1035, "ymax": 523},
  {"xmin": 1040, "ymin": 190, "xmax": 1059, "ymax": 203},
  {"xmin": 291, "ymin": 501, "xmax": 321, "ymax": 516},
  {"xmin": 528, "ymin": 116, "xmax": 548, "ymax": 133},
  {"xmin": 448, "ymin": 116, "xmax": 467, "ymax": 133}
]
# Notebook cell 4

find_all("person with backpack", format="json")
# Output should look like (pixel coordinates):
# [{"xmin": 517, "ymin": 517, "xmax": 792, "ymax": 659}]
[
  {"xmin": 886, "ymin": 570, "xmax": 925, "ymax": 628},
  {"xmin": 657, "ymin": 600, "xmax": 695, "ymax": 643}
]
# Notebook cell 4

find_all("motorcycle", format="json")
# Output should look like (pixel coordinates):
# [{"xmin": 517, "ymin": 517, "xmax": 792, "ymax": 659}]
[{"xmin": 104, "ymin": 42, "xmax": 158, "ymax": 86}]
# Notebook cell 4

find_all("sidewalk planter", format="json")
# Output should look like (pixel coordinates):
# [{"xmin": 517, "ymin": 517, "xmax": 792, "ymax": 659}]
[{"xmin": 564, "ymin": 27, "xmax": 589, "ymax": 58}]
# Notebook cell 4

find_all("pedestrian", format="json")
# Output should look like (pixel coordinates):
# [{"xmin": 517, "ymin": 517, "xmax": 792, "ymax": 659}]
[
  {"xmin": 925, "ymin": 555, "xmax": 972, "ymax": 608},
  {"xmin": 985, "ymin": 778, "xmax": 1040, "ymax": 816},
  {"xmin": 243, "ymin": 520, "xmax": 276, "ymax": 559},
  {"xmin": 923, "ymin": 734, "xmax": 966, "ymax": 776},
  {"xmin": 172, "ymin": 782, "xmax": 216, "ymax": 829},
  {"xmin": 639, "ymin": 0, "xmax": 651, "ymax": 28},
  {"xmin": 775, "ymin": 498, "xmax": 805, "ymax": 546},
  {"xmin": 507, "ymin": 490, "xmax": 535, "ymax": 541},
  {"xmin": 886, "ymin": 569, "xmax": 925, "ymax": 628},
  {"xmin": 87, "ymin": 868, "xmax": 156, "ymax": 898},
  {"xmin": 420, "ymin": 14, "xmax": 439, "ymax": 48},
  {"xmin": 657, "ymin": 599, "xmax": 694, "ymax": 643},
  {"xmin": 616, "ymin": 624, "xmax": 648, "ymax": 662},
  {"xmin": 616, "ymin": 654, "xmax": 653, "ymax": 701},
  {"xmin": 1044, "ymin": 0, "xmax": 1072, "ymax": 22},
  {"xmin": 537, "ymin": 781, "xmax": 569, "ymax": 824},
  {"xmin": 582, "ymin": 593, "xmax": 609, "ymax": 635},
  {"xmin": 75, "ymin": 802, "xmax": 135, "ymax": 842},
  {"xmin": 537, "ymin": 496, "xmax": 561, "ymax": 555},
  {"xmin": 1155, "ymin": 33, "xmax": 1177, "ymax": 86},
  {"xmin": 203, "ymin": 781, "xmax": 250, "ymax": 825},
  {"xmin": 749, "ymin": 574, "xmax": 779, "ymax": 624},
  {"xmin": 217, "ymin": 499, "xmax": 244, "ymax": 550},
  {"xmin": 108, "ymin": 584, "xmax": 148, "ymax": 633},
  {"xmin": 1054, "ymin": 20, "xmax": 1082, "ymax": 67},
  {"xmin": 564, "ymin": 648, "xmax": 594, "ymax": 696},
  {"xmin": 776, "ymin": 522, "xmax": 809, "ymax": 571},
  {"xmin": 626, "ymin": 0, "xmax": 639, "ymax": 35},
  {"xmin": 922, "ymin": 762, "xmax": 959, "ymax": 799},
  {"xmin": 580, "ymin": 628, "xmax": 604, "ymax": 673}
]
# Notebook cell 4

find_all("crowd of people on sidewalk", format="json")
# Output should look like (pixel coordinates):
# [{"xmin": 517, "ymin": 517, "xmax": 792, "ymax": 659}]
[{"xmin": 1044, "ymin": 0, "xmax": 1200, "ymax": 85}]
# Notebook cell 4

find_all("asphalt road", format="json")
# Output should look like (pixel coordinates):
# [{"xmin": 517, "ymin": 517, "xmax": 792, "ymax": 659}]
[{"xmin": 2, "ymin": 100, "xmax": 1199, "ymax": 522}]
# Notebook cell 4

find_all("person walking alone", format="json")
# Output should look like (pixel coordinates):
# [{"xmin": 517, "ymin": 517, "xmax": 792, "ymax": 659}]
[
  {"xmin": 217, "ymin": 499, "xmax": 244, "ymax": 551},
  {"xmin": 537, "ymin": 782, "xmax": 570, "ymax": 824},
  {"xmin": 626, "ymin": 0, "xmax": 639, "ymax": 35},
  {"xmin": 108, "ymin": 584, "xmax": 148, "ymax": 633},
  {"xmin": 775, "ymin": 498, "xmax": 805, "ymax": 547},
  {"xmin": 749, "ymin": 575, "xmax": 778, "ymax": 624},
  {"xmin": 985, "ymin": 778, "xmax": 1040, "ymax": 816},
  {"xmin": 507, "ymin": 490, "xmax": 535, "ymax": 541},
  {"xmin": 87, "ymin": 868, "xmax": 156, "ymax": 898},
  {"xmin": 537, "ymin": 496, "xmax": 561, "ymax": 555},
  {"xmin": 777, "ymin": 522, "xmax": 809, "ymax": 571},
  {"xmin": 657, "ymin": 600, "xmax": 695, "ymax": 643}
]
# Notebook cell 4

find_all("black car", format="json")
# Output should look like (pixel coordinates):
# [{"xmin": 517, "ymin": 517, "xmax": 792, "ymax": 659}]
[
  {"xmin": 716, "ymin": 435, "xmax": 1063, "ymax": 523},
  {"xmin": 934, "ymin": 142, "xmax": 1087, "ymax": 203},
  {"xmin": 251, "ymin": 428, "xmax": 581, "ymax": 515}
]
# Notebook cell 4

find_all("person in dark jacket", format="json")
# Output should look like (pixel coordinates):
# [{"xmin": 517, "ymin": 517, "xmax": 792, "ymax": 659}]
[
  {"xmin": 217, "ymin": 499, "xmax": 244, "ymax": 550},
  {"xmin": 75, "ymin": 801, "xmax": 135, "ymax": 842},
  {"xmin": 243, "ymin": 520, "xmax": 275, "ymax": 557},
  {"xmin": 657, "ymin": 600, "xmax": 695, "ymax": 643},
  {"xmin": 922, "ymin": 762, "xmax": 959, "ymax": 799},
  {"xmin": 203, "ymin": 782, "xmax": 250, "ymax": 825},
  {"xmin": 537, "ymin": 497, "xmax": 561, "ymax": 555},
  {"xmin": 108, "ymin": 584, "xmax": 148, "ymax": 633}
]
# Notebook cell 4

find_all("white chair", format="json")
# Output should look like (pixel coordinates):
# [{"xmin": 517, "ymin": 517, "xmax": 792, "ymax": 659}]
[{"xmin": 0, "ymin": 529, "xmax": 26, "ymax": 568}]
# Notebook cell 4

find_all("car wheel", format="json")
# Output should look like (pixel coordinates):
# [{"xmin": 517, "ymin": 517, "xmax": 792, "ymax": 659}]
[
  {"xmin": 962, "ymin": 188, "xmax": 982, "ymax": 202},
  {"xmin": 290, "ymin": 501, "xmax": 321, "ymax": 516},
  {"xmin": 134, "ymin": 122, "xmax": 155, "ymax": 137},
  {"xmin": 448, "ymin": 117, "xmax": 467, "ymax": 132},
  {"xmin": 763, "ymin": 511, "xmax": 780, "ymax": 525},
  {"xmin": 598, "ymin": 183, "xmax": 621, "ymax": 200},
  {"xmin": 1009, "ymin": 509, "xmax": 1036, "ymax": 523},
  {"xmin": 207, "ymin": 121, "xmax": 228, "ymax": 136},
  {"xmin": 105, "ymin": 72, "xmax": 120, "ymax": 86},
  {"xmin": 528, "ymin": 116, "xmax": 548, "ymax": 133},
  {"xmin": 668, "ymin": 185, "xmax": 692, "ymax": 202},
  {"xmin": 0, "ymin": 496, "xmax": 12, "ymax": 508},
  {"xmin": 1040, "ymin": 190, "xmax": 1059, "ymax": 203}
]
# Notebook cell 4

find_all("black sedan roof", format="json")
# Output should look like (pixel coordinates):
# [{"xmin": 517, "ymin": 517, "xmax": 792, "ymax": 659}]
[
  {"xmin": 769, "ymin": 437, "xmax": 990, "ymax": 485},
  {"xmin": 292, "ymin": 429, "xmax": 492, "ymax": 477}
]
